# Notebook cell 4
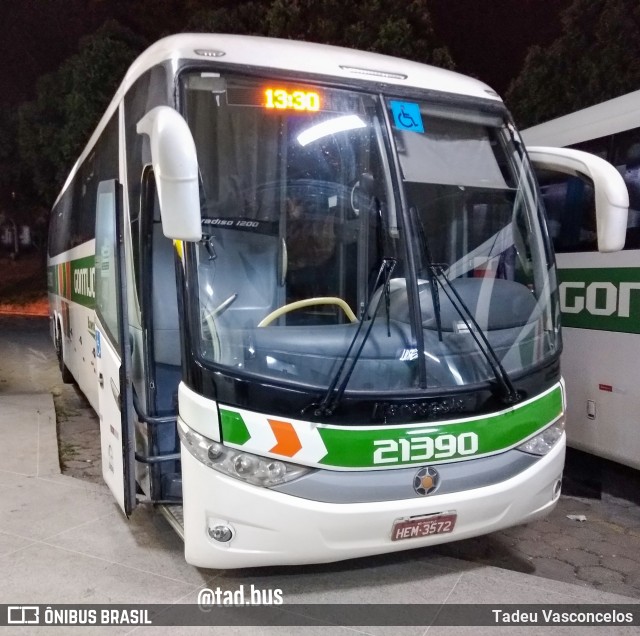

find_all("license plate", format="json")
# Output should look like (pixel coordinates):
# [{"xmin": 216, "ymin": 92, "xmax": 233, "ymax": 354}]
[{"xmin": 391, "ymin": 512, "xmax": 457, "ymax": 541}]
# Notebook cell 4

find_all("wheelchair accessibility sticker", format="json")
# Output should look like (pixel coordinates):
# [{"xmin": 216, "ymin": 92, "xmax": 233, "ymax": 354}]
[{"xmin": 390, "ymin": 101, "xmax": 424, "ymax": 133}]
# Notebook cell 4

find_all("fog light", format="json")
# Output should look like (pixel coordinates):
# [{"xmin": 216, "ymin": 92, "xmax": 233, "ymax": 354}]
[{"xmin": 208, "ymin": 525, "xmax": 233, "ymax": 543}]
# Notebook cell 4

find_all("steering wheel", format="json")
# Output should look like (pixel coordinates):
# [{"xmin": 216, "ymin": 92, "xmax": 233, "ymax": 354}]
[{"xmin": 258, "ymin": 297, "xmax": 357, "ymax": 327}]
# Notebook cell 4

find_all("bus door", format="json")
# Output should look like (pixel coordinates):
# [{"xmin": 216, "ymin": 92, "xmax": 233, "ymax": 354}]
[{"xmin": 94, "ymin": 179, "xmax": 137, "ymax": 515}]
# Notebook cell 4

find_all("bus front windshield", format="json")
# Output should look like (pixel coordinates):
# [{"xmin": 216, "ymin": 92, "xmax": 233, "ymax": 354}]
[{"xmin": 182, "ymin": 72, "xmax": 560, "ymax": 400}]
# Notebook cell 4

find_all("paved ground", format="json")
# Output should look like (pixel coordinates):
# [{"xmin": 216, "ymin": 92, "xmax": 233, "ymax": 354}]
[
  {"xmin": 437, "ymin": 492, "xmax": 640, "ymax": 599},
  {"xmin": 1, "ymin": 391, "xmax": 638, "ymax": 636},
  {"xmin": 2, "ymin": 315, "xmax": 640, "ymax": 603}
]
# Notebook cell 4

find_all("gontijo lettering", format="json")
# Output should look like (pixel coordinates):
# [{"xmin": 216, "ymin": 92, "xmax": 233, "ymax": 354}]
[
  {"xmin": 558, "ymin": 267, "xmax": 640, "ymax": 333},
  {"xmin": 73, "ymin": 266, "xmax": 95, "ymax": 299},
  {"xmin": 560, "ymin": 281, "xmax": 640, "ymax": 316}
]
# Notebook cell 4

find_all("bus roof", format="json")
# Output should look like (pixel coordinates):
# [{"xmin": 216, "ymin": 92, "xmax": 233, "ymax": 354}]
[
  {"xmin": 126, "ymin": 33, "xmax": 500, "ymax": 101},
  {"xmin": 521, "ymin": 88, "xmax": 640, "ymax": 147}
]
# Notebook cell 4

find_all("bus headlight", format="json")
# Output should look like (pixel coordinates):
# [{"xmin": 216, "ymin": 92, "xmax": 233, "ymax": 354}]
[
  {"xmin": 178, "ymin": 419, "xmax": 312, "ymax": 487},
  {"xmin": 517, "ymin": 416, "xmax": 565, "ymax": 456}
]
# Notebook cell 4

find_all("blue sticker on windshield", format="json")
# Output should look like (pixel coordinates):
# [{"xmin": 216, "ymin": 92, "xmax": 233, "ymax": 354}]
[{"xmin": 390, "ymin": 101, "xmax": 424, "ymax": 133}]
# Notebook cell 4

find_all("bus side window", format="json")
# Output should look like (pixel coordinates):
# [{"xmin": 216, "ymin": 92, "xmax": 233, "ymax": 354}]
[
  {"xmin": 612, "ymin": 128, "xmax": 640, "ymax": 250},
  {"xmin": 571, "ymin": 130, "xmax": 640, "ymax": 251},
  {"xmin": 538, "ymin": 171, "xmax": 597, "ymax": 253}
]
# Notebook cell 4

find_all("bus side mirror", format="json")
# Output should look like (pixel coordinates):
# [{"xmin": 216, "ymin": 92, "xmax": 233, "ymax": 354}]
[
  {"xmin": 527, "ymin": 146, "xmax": 629, "ymax": 252},
  {"xmin": 137, "ymin": 106, "xmax": 202, "ymax": 241}
]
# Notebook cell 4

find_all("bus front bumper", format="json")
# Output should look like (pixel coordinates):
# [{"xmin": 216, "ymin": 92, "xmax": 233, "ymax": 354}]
[{"xmin": 180, "ymin": 435, "xmax": 565, "ymax": 569}]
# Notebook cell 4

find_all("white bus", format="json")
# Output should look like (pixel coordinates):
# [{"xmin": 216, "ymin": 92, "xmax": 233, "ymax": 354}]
[
  {"xmin": 522, "ymin": 92, "xmax": 640, "ymax": 471},
  {"xmin": 47, "ymin": 34, "xmax": 626, "ymax": 569}
]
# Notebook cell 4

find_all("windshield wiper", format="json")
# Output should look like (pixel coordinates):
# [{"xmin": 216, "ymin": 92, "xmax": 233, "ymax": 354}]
[
  {"xmin": 413, "ymin": 208, "xmax": 443, "ymax": 342},
  {"xmin": 416, "ymin": 217, "xmax": 519, "ymax": 404},
  {"xmin": 308, "ymin": 257, "xmax": 396, "ymax": 418},
  {"xmin": 428, "ymin": 264, "xmax": 520, "ymax": 405}
]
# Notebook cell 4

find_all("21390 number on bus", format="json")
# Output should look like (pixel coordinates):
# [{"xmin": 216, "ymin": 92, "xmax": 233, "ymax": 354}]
[{"xmin": 373, "ymin": 432, "xmax": 479, "ymax": 464}]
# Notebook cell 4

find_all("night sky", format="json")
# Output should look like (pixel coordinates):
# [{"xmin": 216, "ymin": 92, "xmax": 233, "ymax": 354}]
[
  {"xmin": 429, "ymin": 0, "xmax": 572, "ymax": 95},
  {"xmin": 0, "ymin": 0, "xmax": 571, "ymax": 106}
]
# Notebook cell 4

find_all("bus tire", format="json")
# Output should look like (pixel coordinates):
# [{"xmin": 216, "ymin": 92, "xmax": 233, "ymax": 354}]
[{"xmin": 55, "ymin": 323, "xmax": 74, "ymax": 384}]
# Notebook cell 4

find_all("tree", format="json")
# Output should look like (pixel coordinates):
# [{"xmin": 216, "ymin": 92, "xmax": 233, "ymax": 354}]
[
  {"xmin": 506, "ymin": 0, "xmax": 640, "ymax": 128},
  {"xmin": 17, "ymin": 20, "xmax": 145, "ymax": 206},
  {"xmin": 0, "ymin": 101, "xmax": 45, "ymax": 256},
  {"xmin": 0, "ymin": 106, "xmax": 21, "ymax": 212},
  {"xmin": 185, "ymin": 0, "xmax": 454, "ymax": 69},
  {"xmin": 265, "ymin": 0, "xmax": 453, "ymax": 68},
  {"xmin": 185, "ymin": 2, "xmax": 270, "ymax": 35}
]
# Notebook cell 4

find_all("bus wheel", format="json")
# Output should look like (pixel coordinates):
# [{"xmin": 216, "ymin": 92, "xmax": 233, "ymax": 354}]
[{"xmin": 56, "ymin": 324, "xmax": 74, "ymax": 384}]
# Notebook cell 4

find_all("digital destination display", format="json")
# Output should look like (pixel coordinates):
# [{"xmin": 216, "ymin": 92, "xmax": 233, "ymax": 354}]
[{"xmin": 264, "ymin": 88, "xmax": 321, "ymax": 111}]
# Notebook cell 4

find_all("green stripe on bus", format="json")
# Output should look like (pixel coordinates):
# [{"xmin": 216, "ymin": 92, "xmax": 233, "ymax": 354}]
[
  {"xmin": 558, "ymin": 267, "xmax": 640, "ymax": 334},
  {"xmin": 48, "ymin": 255, "xmax": 96, "ymax": 309},
  {"xmin": 220, "ymin": 385, "xmax": 563, "ymax": 469},
  {"xmin": 316, "ymin": 386, "xmax": 562, "ymax": 468}
]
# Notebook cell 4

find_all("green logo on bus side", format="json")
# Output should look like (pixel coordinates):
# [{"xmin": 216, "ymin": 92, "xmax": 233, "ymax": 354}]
[
  {"xmin": 48, "ymin": 255, "xmax": 96, "ymax": 309},
  {"xmin": 559, "ymin": 267, "xmax": 640, "ymax": 334}
]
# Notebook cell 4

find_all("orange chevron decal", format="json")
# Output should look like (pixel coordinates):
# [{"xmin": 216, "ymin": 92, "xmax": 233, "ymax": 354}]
[{"xmin": 268, "ymin": 419, "xmax": 302, "ymax": 457}]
